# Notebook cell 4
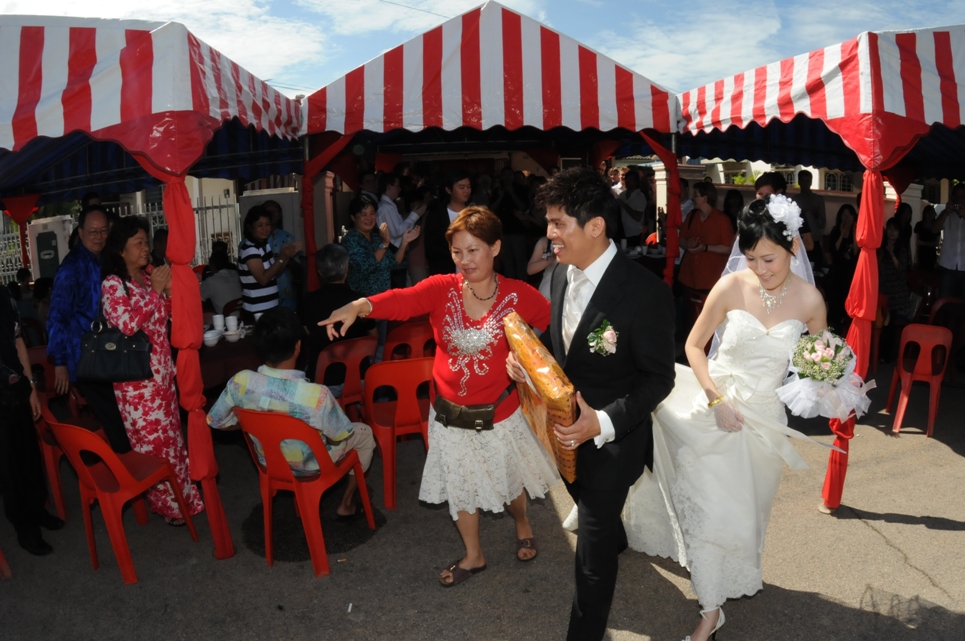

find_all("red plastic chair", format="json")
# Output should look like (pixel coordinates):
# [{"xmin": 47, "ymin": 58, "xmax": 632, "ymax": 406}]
[
  {"xmin": 927, "ymin": 297, "xmax": 963, "ymax": 325},
  {"xmin": 383, "ymin": 321, "xmax": 435, "ymax": 360},
  {"xmin": 870, "ymin": 294, "xmax": 889, "ymax": 376},
  {"xmin": 232, "ymin": 408, "xmax": 376, "ymax": 577},
  {"xmin": 34, "ymin": 394, "xmax": 107, "ymax": 521},
  {"xmin": 27, "ymin": 346, "xmax": 57, "ymax": 396},
  {"xmin": 362, "ymin": 358, "xmax": 433, "ymax": 510},
  {"xmin": 885, "ymin": 324, "xmax": 954, "ymax": 437},
  {"xmin": 43, "ymin": 404, "xmax": 198, "ymax": 584},
  {"xmin": 0, "ymin": 544, "xmax": 11, "ymax": 580},
  {"xmin": 315, "ymin": 335, "xmax": 378, "ymax": 420}
]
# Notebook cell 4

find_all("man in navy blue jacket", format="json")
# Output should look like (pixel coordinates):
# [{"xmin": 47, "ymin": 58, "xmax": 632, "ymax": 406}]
[{"xmin": 47, "ymin": 206, "xmax": 130, "ymax": 452}]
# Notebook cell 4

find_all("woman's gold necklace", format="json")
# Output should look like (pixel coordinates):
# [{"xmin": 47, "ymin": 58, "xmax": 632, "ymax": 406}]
[
  {"xmin": 759, "ymin": 273, "xmax": 791, "ymax": 314},
  {"xmin": 466, "ymin": 274, "xmax": 499, "ymax": 301}
]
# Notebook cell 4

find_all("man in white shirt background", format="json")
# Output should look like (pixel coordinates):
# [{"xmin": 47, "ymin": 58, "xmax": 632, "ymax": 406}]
[
  {"xmin": 933, "ymin": 183, "xmax": 965, "ymax": 299},
  {"xmin": 617, "ymin": 169, "xmax": 647, "ymax": 246}
]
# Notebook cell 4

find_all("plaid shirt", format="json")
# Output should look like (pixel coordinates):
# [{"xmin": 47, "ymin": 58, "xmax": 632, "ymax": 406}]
[{"xmin": 207, "ymin": 366, "xmax": 354, "ymax": 475}]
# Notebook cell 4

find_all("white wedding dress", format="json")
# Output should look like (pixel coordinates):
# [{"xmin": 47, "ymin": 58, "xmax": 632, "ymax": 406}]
[{"xmin": 623, "ymin": 308, "xmax": 813, "ymax": 610}]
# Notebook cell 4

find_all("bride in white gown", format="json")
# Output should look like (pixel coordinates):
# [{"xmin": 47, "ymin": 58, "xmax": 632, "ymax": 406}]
[{"xmin": 623, "ymin": 195, "xmax": 828, "ymax": 641}]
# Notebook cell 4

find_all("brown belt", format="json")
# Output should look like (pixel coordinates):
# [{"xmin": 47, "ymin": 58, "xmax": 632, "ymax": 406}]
[{"xmin": 432, "ymin": 385, "xmax": 514, "ymax": 432}]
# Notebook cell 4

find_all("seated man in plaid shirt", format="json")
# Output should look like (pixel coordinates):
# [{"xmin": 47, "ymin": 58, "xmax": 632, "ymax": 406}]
[{"xmin": 207, "ymin": 307, "xmax": 376, "ymax": 521}]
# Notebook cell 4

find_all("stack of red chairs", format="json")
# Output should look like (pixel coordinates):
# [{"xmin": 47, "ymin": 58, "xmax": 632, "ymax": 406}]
[
  {"xmin": 362, "ymin": 357, "xmax": 434, "ymax": 510},
  {"xmin": 885, "ymin": 324, "xmax": 954, "ymax": 437},
  {"xmin": 383, "ymin": 321, "xmax": 435, "ymax": 360},
  {"xmin": 315, "ymin": 335, "xmax": 378, "ymax": 420}
]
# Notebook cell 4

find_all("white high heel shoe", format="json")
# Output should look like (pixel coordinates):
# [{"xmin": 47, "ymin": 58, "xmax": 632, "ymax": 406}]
[
  {"xmin": 562, "ymin": 505, "xmax": 579, "ymax": 531},
  {"xmin": 682, "ymin": 606, "xmax": 725, "ymax": 641}
]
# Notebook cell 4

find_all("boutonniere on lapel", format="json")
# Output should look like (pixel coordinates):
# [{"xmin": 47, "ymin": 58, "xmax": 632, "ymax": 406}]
[{"xmin": 587, "ymin": 320, "xmax": 618, "ymax": 356}]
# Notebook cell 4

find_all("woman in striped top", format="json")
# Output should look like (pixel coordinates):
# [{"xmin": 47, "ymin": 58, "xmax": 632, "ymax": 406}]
[{"xmin": 238, "ymin": 205, "xmax": 302, "ymax": 321}]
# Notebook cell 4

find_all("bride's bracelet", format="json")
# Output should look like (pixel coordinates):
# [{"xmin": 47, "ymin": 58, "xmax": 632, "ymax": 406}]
[{"xmin": 707, "ymin": 394, "xmax": 726, "ymax": 409}]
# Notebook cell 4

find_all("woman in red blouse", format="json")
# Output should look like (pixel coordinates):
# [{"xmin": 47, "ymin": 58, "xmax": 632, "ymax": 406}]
[{"xmin": 322, "ymin": 207, "xmax": 559, "ymax": 587}]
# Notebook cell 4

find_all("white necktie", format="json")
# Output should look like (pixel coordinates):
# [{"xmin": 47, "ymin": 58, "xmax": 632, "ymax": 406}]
[{"xmin": 562, "ymin": 268, "xmax": 589, "ymax": 354}]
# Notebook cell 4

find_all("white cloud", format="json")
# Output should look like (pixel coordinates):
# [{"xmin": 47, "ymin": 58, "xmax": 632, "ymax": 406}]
[
  {"xmin": 3, "ymin": 0, "xmax": 328, "ymax": 94},
  {"xmin": 589, "ymin": 0, "xmax": 965, "ymax": 92},
  {"xmin": 591, "ymin": 4, "xmax": 784, "ymax": 93},
  {"xmin": 295, "ymin": 0, "xmax": 547, "ymax": 36}
]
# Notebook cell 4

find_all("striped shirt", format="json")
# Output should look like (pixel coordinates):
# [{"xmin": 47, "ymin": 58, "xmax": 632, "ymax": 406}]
[{"xmin": 238, "ymin": 238, "xmax": 280, "ymax": 313}]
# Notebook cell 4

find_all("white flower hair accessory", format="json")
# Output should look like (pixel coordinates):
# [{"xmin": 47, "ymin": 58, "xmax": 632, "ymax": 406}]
[{"xmin": 766, "ymin": 194, "xmax": 803, "ymax": 241}]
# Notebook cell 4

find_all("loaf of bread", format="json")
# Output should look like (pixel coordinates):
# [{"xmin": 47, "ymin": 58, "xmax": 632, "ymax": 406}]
[{"xmin": 503, "ymin": 312, "xmax": 577, "ymax": 482}]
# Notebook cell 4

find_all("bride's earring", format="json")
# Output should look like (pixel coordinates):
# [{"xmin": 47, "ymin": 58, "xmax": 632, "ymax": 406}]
[{"xmin": 791, "ymin": 253, "xmax": 800, "ymax": 267}]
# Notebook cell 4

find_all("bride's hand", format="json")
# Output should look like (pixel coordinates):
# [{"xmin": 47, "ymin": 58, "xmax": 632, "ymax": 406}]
[{"xmin": 714, "ymin": 400, "xmax": 744, "ymax": 432}]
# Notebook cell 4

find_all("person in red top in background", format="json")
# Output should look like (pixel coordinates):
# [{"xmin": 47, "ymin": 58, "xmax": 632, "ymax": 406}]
[
  {"xmin": 321, "ymin": 206, "xmax": 559, "ymax": 588},
  {"xmin": 678, "ymin": 182, "xmax": 735, "ymax": 293}
]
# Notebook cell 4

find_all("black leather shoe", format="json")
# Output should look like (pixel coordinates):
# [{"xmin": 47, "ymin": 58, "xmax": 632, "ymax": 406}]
[
  {"xmin": 37, "ymin": 513, "xmax": 65, "ymax": 531},
  {"xmin": 18, "ymin": 536, "xmax": 53, "ymax": 556}
]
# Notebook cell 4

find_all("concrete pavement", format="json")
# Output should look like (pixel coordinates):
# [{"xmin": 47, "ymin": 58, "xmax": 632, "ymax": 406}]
[{"xmin": 1, "ymin": 361, "xmax": 963, "ymax": 640}]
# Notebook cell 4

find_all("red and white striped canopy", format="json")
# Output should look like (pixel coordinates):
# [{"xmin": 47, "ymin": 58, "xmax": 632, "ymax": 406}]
[
  {"xmin": 0, "ymin": 15, "xmax": 300, "ymax": 175},
  {"xmin": 304, "ymin": 1, "xmax": 678, "ymax": 136},
  {"xmin": 678, "ymin": 25, "xmax": 965, "ymax": 170}
]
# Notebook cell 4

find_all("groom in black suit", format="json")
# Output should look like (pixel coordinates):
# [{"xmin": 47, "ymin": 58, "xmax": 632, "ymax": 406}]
[{"xmin": 514, "ymin": 167, "xmax": 675, "ymax": 640}]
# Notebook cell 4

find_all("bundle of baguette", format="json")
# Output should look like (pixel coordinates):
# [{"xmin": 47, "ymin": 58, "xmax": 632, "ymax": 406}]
[{"xmin": 503, "ymin": 312, "xmax": 578, "ymax": 482}]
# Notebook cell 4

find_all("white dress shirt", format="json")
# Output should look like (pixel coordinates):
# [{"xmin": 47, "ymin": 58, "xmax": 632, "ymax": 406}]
[
  {"xmin": 564, "ymin": 240, "xmax": 618, "ymax": 448},
  {"xmin": 937, "ymin": 208, "xmax": 965, "ymax": 271},
  {"xmin": 377, "ymin": 195, "xmax": 420, "ymax": 248}
]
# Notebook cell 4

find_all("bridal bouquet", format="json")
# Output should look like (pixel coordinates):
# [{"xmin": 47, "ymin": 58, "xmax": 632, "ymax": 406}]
[{"xmin": 776, "ymin": 331, "xmax": 874, "ymax": 422}]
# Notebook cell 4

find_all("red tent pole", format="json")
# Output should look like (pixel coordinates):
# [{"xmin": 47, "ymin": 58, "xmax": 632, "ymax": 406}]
[
  {"xmin": 301, "ymin": 134, "xmax": 352, "ymax": 292},
  {"xmin": 640, "ymin": 131, "xmax": 681, "ymax": 286},
  {"xmin": 822, "ymin": 170, "xmax": 884, "ymax": 510},
  {"xmin": 133, "ymin": 157, "xmax": 235, "ymax": 559}
]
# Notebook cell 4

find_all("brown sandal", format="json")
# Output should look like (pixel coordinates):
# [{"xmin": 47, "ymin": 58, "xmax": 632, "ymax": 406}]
[
  {"xmin": 439, "ymin": 560, "xmax": 487, "ymax": 587},
  {"xmin": 516, "ymin": 537, "xmax": 538, "ymax": 562}
]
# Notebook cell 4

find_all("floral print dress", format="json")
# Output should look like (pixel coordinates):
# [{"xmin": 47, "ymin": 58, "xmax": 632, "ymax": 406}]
[{"xmin": 102, "ymin": 275, "xmax": 204, "ymax": 520}]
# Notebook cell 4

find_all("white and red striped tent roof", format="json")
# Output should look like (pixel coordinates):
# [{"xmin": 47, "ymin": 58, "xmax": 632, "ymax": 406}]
[
  {"xmin": 303, "ymin": 1, "xmax": 678, "ymax": 136},
  {"xmin": 677, "ymin": 24, "xmax": 965, "ymax": 171},
  {"xmin": 0, "ymin": 15, "xmax": 300, "ymax": 176}
]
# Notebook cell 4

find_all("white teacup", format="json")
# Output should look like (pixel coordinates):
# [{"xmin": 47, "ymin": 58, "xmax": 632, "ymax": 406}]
[
  {"xmin": 620, "ymin": 238, "xmax": 628, "ymax": 251},
  {"xmin": 225, "ymin": 316, "xmax": 238, "ymax": 331},
  {"xmin": 212, "ymin": 314, "xmax": 225, "ymax": 331}
]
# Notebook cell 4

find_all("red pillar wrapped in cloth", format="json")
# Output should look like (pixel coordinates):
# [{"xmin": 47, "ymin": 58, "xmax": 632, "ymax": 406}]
[
  {"xmin": 301, "ymin": 134, "xmax": 352, "ymax": 292},
  {"xmin": 135, "ymin": 159, "xmax": 235, "ymax": 559},
  {"xmin": 821, "ymin": 172, "xmax": 884, "ymax": 510},
  {"xmin": 2, "ymin": 194, "xmax": 41, "ymax": 269},
  {"xmin": 639, "ymin": 131, "xmax": 680, "ymax": 286}
]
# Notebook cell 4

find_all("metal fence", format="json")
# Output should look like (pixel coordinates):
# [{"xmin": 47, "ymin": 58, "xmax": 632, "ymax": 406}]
[
  {"xmin": 0, "ymin": 216, "xmax": 23, "ymax": 283},
  {"xmin": 1, "ymin": 197, "xmax": 242, "ymax": 281},
  {"xmin": 108, "ymin": 198, "xmax": 241, "ymax": 266}
]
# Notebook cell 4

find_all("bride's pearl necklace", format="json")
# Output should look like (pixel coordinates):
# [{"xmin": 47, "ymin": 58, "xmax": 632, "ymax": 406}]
[{"xmin": 759, "ymin": 273, "xmax": 791, "ymax": 314}]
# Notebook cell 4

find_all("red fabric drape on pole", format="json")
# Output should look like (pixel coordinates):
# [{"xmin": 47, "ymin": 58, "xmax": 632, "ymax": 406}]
[
  {"xmin": 640, "ymin": 131, "xmax": 680, "ymax": 286},
  {"xmin": 301, "ymin": 135, "xmax": 352, "ymax": 292},
  {"xmin": 134, "ymin": 158, "xmax": 235, "ymax": 559},
  {"xmin": 523, "ymin": 148, "xmax": 562, "ymax": 175},
  {"xmin": 375, "ymin": 152, "xmax": 403, "ymax": 173},
  {"xmin": 3, "ymin": 194, "xmax": 41, "ymax": 272},
  {"xmin": 822, "ymin": 170, "xmax": 884, "ymax": 510}
]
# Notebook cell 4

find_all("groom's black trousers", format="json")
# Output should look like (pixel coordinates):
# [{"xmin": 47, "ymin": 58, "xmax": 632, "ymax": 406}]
[{"xmin": 565, "ymin": 478, "xmax": 631, "ymax": 641}]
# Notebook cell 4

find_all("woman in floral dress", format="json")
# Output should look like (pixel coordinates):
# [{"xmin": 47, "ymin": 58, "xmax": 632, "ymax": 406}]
[
  {"xmin": 322, "ymin": 206, "xmax": 559, "ymax": 587},
  {"xmin": 101, "ymin": 217, "xmax": 204, "ymax": 525}
]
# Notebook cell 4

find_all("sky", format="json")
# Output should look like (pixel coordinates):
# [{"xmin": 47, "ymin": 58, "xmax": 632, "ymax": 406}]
[{"xmin": 5, "ymin": 0, "xmax": 965, "ymax": 97}]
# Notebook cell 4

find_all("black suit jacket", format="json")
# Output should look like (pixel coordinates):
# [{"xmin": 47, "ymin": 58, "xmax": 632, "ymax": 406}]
[
  {"xmin": 424, "ymin": 203, "xmax": 455, "ymax": 276},
  {"xmin": 545, "ymin": 249, "xmax": 676, "ymax": 490}
]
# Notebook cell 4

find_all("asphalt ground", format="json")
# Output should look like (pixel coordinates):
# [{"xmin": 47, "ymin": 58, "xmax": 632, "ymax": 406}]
[{"xmin": 1, "ymin": 361, "xmax": 963, "ymax": 640}]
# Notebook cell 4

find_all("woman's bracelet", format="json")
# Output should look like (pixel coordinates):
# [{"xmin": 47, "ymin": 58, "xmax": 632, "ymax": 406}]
[{"xmin": 707, "ymin": 394, "xmax": 725, "ymax": 409}]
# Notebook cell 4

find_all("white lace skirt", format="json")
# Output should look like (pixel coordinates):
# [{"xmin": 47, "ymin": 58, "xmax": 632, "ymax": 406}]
[{"xmin": 420, "ymin": 406, "xmax": 561, "ymax": 520}]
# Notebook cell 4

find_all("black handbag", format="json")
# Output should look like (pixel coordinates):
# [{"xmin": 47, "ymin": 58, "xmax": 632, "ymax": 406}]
[{"xmin": 75, "ymin": 281, "xmax": 154, "ymax": 384}]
